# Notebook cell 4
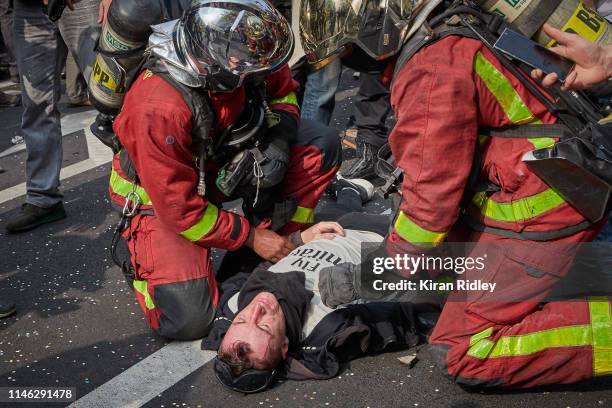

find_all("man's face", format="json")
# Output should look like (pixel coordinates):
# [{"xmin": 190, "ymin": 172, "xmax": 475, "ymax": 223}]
[{"xmin": 220, "ymin": 292, "xmax": 289, "ymax": 369}]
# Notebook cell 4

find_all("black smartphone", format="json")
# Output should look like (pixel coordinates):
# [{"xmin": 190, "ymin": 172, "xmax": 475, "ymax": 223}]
[{"xmin": 493, "ymin": 28, "xmax": 574, "ymax": 82}]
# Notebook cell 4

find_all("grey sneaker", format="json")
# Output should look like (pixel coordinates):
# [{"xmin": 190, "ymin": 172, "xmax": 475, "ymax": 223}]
[{"xmin": 327, "ymin": 175, "xmax": 375, "ymax": 204}]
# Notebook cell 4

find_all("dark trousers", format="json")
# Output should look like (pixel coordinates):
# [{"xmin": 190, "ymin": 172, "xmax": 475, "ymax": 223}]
[
  {"xmin": 354, "ymin": 72, "xmax": 392, "ymax": 148},
  {"xmin": 315, "ymin": 188, "xmax": 364, "ymax": 222},
  {"xmin": 0, "ymin": 0, "xmax": 16, "ymax": 78}
]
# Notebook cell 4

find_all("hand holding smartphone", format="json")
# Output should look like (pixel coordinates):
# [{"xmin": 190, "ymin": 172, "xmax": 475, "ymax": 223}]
[{"xmin": 493, "ymin": 28, "xmax": 575, "ymax": 83}]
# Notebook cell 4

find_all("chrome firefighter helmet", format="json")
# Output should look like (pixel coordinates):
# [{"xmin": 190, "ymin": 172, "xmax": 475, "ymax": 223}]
[
  {"xmin": 300, "ymin": 0, "xmax": 441, "ymax": 68},
  {"xmin": 176, "ymin": 0, "xmax": 294, "ymax": 91}
]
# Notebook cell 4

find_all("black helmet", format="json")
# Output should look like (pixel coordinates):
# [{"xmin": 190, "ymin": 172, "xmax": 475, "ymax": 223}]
[{"xmin": 213, "ymin": 356, "xmax": 277, "ymax": 393}]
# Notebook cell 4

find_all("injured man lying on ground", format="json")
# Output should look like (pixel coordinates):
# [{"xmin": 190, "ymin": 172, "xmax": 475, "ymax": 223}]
[{"xmin": 201, "ymin": 177, "xmax": 441, "ymax": 393}]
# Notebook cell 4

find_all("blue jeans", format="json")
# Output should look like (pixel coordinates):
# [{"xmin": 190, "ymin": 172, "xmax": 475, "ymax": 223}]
[
  {"xmin": 300, "ymin": 59, "xmax": 341, "ymax": 125},
  {"xmin": 14, "ymin": 0, "xmax": 98, "ymax": 207},
  {"xmin": 594, "ymin": 215, "xmax": 612, "ymax": 242}
]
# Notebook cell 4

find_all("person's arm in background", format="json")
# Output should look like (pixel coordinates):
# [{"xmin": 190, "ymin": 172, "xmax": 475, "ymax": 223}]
[
  {"xmin": 531, "ymin": 24, "xmax": 612, "ymax": 90},
  {"xmin": 98, "ymin": 0, "xmax": 112, "ymax": 24}
]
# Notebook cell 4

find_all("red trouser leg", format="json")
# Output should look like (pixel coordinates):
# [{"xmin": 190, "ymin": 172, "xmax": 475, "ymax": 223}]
[
  {"xmin": 279, "ymin": 119, "xmax": 341, "ymax": 234},
  {"xmin": 428, "ymin": 228, "xmax": 612, "ymax": 388},
  {"xmin": 124, "ymin": 214, "xmax": 219, "ymax": 340}
]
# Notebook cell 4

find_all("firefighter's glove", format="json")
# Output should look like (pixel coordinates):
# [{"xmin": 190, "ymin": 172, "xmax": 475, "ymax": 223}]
[{"xmin": 319, "ymin": 262, "xmax": 361, "ymax": 309}]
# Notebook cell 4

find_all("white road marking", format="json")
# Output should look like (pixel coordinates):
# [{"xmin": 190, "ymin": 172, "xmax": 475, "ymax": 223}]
[
  {"xmin": 83, "ymin": 117, "xmax": 113, "ymax": 165},
  {"xmin": 69, "ymin": 341, "xmax": 216, "ymax": 408},
  {"xmin": 0, "ymin": 79, "xmax": 16, "ymax": 90},
  {"xmin": 0, "ymin": 110, "xmax": 112, "ymax": 205},
  {"xmin": 335, "ymin": 88, "xmax": 357, "ymax": 102},
  {"xmin": 0, "ymin": 158, "xmax": 110, "ymax": 204},
  {"xmin": 0, "ymin": 110, "xmax": 99, "ymax": 158}
]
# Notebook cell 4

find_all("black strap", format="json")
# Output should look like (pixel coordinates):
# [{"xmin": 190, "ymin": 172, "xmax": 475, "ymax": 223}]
[
  {"xmin": 463, "ymin": 215, "xmax": 592, "ymax": 241},
  {"xmin": 479, "ymin": 124, "xmax": 574, "ymax": 140},
  {"xmin": 119, "ymin": 149, "xmax": 138, "ymax": 180},
  {"xmin": 123, "ymin": 56, "xmax": 151, "ymax": 96}
]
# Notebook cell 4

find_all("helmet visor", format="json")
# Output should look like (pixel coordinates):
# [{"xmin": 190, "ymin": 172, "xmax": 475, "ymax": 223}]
[
  {"xmin": 301, "ymin": 0, "xmax": 437, "ymax": 66},
  {"xmin": 183, "ymin": 0, "xmax": 293, "ymax": 81}
]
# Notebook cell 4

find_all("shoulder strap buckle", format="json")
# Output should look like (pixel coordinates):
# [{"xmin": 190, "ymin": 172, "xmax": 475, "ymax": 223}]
[{"xmin": 122, "ymin": 191, "xmax": 141, "ymax": 217}]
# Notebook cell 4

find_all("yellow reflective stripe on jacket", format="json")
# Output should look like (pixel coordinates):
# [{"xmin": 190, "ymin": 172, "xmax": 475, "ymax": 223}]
[
  {"xmin": 467, "ymin": 300, "xmax": 612, "ymax": 377},
  {"xmin": 269, "ymin": 91, "xmax": 299, "ymax": 108},
  {"xmin": 109, "ymin": 168, "xmax": 152, "ymax": 205},
  {"xmin": 133, "ymin": 279, "xmax": 155, "ymax": 310},
  {"xmin": 394, "ymin": 211, "xmax": 448, "ymax": 248},
  {"xmin": 473, "ymin": 52, "xmax": 555, "ymax": 149},
  {"xmin": 472, "ymin": 188, "xmax": 565, "ymax": 223},
  {"xmin": 180, "ymin": 204, "xmax": 219, "ymax": 242},
  {"xmin": 590, "ymin": 299, "xmax": 612, "ymax": 376},
  {"xmin": 290, "ymin": 206, "xmax": 315, "ymax": 224}
]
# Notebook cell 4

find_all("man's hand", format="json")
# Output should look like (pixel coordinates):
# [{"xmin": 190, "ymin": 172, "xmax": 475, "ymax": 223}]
[
  {"xmin": 531, "ymin": 24, "xmax": 610, "ymax": 91},
  {"xmin": 301, "ymin": 222, "xmax": 345, "ymax": 244},
  {"xmin": 98, "ymin": 0, "xmax": 112, "ymax": 24},
  {"xmin": 245, "ymin": 228, "xmax": 295, "ymax": 263}
]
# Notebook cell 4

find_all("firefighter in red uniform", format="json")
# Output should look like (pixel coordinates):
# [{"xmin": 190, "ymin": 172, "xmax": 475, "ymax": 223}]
[
  {"xmin": 108, "ymin": 0, "xmax": 340, "ymax": 340},
  {"xmin": 301, "ymin": 0, "xmax": 611, "ymax": 388}
]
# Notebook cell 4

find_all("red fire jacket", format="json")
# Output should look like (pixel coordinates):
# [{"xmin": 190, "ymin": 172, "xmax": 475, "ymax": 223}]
[
  {"xmin": 387, "ymin": 36, "xmax": 588, "ymax": 250},
  {"xmin": 109, "ymin": 64, "xmax": 299, "ymax": 252}
]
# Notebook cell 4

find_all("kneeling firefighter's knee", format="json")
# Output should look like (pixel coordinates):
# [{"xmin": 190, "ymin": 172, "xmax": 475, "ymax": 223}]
[
  {"xmin": 298, "ymin": 119, "xmax": 342, "ymax": 171},
  {"xmin": 154, "ymin": 278, "xmax": 216, "ymax": 340},
  {"xmin": 424, "ymin": 343, "xmax": 505, "ymax": 389}
]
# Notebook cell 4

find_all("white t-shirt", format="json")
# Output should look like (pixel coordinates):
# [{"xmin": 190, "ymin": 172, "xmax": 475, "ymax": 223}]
[
  {"xmin": 597, "ymin": 0, "xmax": 612, "ymax": 20},
  {"xmin": 228, "ymin": 230, "xmax": 384, "ymax": 338}
]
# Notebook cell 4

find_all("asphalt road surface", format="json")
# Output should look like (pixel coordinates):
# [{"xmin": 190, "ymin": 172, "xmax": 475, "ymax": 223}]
[{"xmin": 1, "ymin": 73, "xmax": 611, "ymax": 408}]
